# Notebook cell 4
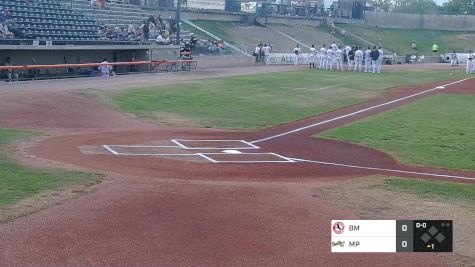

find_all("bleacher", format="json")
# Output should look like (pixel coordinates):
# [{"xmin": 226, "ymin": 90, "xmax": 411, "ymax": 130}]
[{"xmin": 2, "ymin": 0, "xmax": 105, "ymax": 44}]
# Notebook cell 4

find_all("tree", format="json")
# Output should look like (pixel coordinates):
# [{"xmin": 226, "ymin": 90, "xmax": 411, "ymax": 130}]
[
  {"xmin": 368, "ymin": 0, "xmax": 394, "ymax": 12},
  {"xmin": 393, "ymin": 0, "xmax": 438, "ymax": 14},
  {"xmin": 443, "ymin": 0, "xmax": 475, "ymax": 15}
]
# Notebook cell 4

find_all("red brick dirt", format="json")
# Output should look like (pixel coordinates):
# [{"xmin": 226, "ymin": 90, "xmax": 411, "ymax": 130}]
[{"xmin": 0, "ymin": 67, "xmax": 473, "ymax": 266}]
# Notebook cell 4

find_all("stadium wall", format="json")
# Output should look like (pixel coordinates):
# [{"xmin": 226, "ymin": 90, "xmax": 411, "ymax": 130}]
[{"xmin": 365, "ymin": 12, "xmax": 475, "ymax": 31}]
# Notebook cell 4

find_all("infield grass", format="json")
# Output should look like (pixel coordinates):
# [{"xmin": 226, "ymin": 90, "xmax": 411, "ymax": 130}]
[
  {"xmin": 384, "ymin": 178, "xmax": 475, "ymax": 202},
  {"xmin": 321, "ymin": 94, "xmax": 475, "ymax": 170},
  {"xmin": 0, "ymin": 128, "xmax": 102, "ymax": 208},
  {"xmin": 115, "ymin": 69, "xmax": 465, "ymax": 130}
]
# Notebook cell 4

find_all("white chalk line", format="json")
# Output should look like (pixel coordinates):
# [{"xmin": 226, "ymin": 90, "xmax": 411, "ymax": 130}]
[
  {"xmin": 250, "ymin": 78, "xmax": 471, "ymax": 144},
  {"xmin": 171, "ymin": 139, "xmax": 260, "ymax": 150},
  {"xmin": 286, "ymin": 157, "xmax": 475, "ymax": 181}
]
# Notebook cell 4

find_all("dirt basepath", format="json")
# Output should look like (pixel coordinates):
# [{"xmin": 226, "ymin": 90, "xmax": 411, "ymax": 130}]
[{"xmin": 0, "ymin": 65, "xmax": 472, "ymax": 266}]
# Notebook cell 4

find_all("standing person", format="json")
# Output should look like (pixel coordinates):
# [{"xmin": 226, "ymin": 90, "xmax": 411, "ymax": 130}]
[
  {"xmin": 471, "ymin": 50, "xmax": 475, "ymax": 73},
  {"xmin": 354, "ymin": 46, "xmax": 363, "ymax": 72},
  {"xmin": 370, "ymin": 46, "xmax": 380, "ymax": 74},
  {"xmin": 254, "ymin": 43, "xmax": 261, "ymax": 63},
  {"xmin": 335, "ymin": 46, "xmax": 343, "ymax": 71},
  {"xmin": 347, "ymin": 47, "xmax": 355, "ymax": 71},
  {"xmin": 330, "ymin": 41, "xmax": 337, "ymax": 52},
  {"xmin": 377, "ymin": 46, "xmax": 384, "ymax": 73},
  {"xmin": 468, "ymin": 50, "xmax": 474, "ymax": 75},
  {"xmin": 326, "ymin": 47, "xmax": 333, "ymax": 70},
  {"xmin": 411, "ymin": 41, "xmax": 417, "ymax": 51},
  {"xmin": 432, "ymin": 43, "xmax": 438, "ymax": 55},
  {"xmin": 319, "ymin": 44, "xmax": 327, "ymax": 69},
  {"xmin": 450, "ymin": 50, "xmax": 458, "ymax": 66},
  {"xmin": 309, "ymin": 44, "xmax": 317, "ymax": 68},
  {"xmin": 98, "ymin": 58, "xmax": 112, "ymax": 77},
  {"xmin": 262, "ymin": 43, "xmax": 272, "ymax": 66},
  {"xmin": 293, "ymin": 44, "xmax": 301, "ymax": 66},
  {"xmin": 364, "ymin": 46, "xmax": 371, "ymax": 73}
]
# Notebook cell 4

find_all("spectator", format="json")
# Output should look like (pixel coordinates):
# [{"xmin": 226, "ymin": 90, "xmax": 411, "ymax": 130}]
[
  {"xmin": 168, "ymin": 16, "xmax": 176, "ymax": 36},
  {"xmin": 157, "ymin": 14, "xmax": 164, "ymax": 31},
  {"xmin": 98, "ymin": 58, "xmax": 112, "ymax": 77},
  {"xmin": 411, "ymin": 41, "xmax": 417, "ymax": 51},
  {"xmin": 127, "ymin": 21, "xmax": 136, "ymax": 39},
  {"xmin": 147, "ymin": 15, "xmax": 156, "ymax": 26},
  {"xmin": 190, "ymin": 33, "xmax": 198, "ymax": 50},
  {"xmin": 141, "ymin": 20, "xmax": 150, "ymax": 40},
  {"xmin": 149, "ymin": 21, "xmax": 156, "ymax": 39},
  {"xmin": 0, "ymin": 6, "xmax": 9, "ymax": 23},
  {"xmin": 0, "ymin": 22, "xmax": 14, "ymax": 38},
  {"xmin": 156, "ymin": 33, "xmax": 166, "ymax": 44}
]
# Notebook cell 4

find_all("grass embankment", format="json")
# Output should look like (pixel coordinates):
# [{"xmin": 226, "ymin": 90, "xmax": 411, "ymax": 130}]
[
  {"xmin": 321, "ymin": 94, "xmax": 475, "ymax": 170},
  {"xmin": 337, "ymin": 24, "xmax": 475, "ymax": 55},
  {"xmin": 384, "ymin": 178, "xmax": 475, "ymax": 202},
  {"xmin": 186, "ymin": 20, "xmax": 237, "ymax": 44},
  {"xmin": 115, "ymin": 69, "xmax": 464, "ymax": 130},
  {"xmin": 0, "ymin": 128, "xmax": 102, "ymax": 208}
]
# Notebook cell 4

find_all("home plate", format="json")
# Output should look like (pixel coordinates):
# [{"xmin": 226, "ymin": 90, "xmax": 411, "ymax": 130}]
[
  {"xmin": 435, "ymin": 86, "xmax": 445, "ymax": 90},
  {"xmin": 222, "ymin": 150, "xmax": 242, "ymax": 154}
]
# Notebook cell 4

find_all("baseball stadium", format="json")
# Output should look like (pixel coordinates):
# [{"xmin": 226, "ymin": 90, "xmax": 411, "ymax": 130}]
[{"xmin": 0, "ymin": 0, "xmax": 474, "ymax": 266}]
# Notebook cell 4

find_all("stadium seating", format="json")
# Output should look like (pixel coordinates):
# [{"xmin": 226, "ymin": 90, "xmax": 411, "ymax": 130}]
[{"xmin": 2, "ymin": 0, "xmax": 103, "ymax": 42}]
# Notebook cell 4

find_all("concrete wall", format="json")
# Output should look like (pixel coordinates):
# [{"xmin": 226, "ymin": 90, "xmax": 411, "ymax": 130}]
[{"xmin": 365, "ymin": 11, "xmax": 475, "ymax": 31}]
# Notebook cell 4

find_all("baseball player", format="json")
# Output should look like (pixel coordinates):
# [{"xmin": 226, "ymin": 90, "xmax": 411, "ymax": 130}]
[
  {"xmin": 354, "ymin": 46, "xmax": 363, "ymax": 72},
  {"xmin": 471, "ymin": 50, "xmax": 475, "ymax": 73},
  {"xmin": 370, "ymin": 46, "xmax": 380, "ymax": 74},
  {"xmin": 347, "ymin": 47, "xmax": 355, "ymax": 71},
  {"xmin": 262, "ymin": 43, "xmax": 272, "ymax": 66},
  {"xmin": 309, "ymin": 44, "xmax": 317, "ymax": 68},
  {"xmin": 319, "ymin": 44, "xmax": 327, "ymax": 69},
  {"xmin": 450, "ymin": 50, "xmax": 458, "ymax": 66},
  {"xmin": 294, "ymin": 44, "xmax": 302, "ymax": 66},
  {"xmin": 326, "ymin": 47, "xmax": 334, "ymax": 70},
  {"xmin": 467, "ymin": 50, "xmax": 473, "ymax": 75},
  {"xmin": 377, "ymin": 46, "xmax": 384, "ymax": 73},
  {"xmin": 335, "ymin": 46, "xmax": 343, "ymax": 71},
  {"xmin": 364, "ymin": 46, "xmax": 372, "ymax": 73}
]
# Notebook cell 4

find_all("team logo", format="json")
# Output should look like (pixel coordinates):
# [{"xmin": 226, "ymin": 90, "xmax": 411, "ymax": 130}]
[
  {"xmin": 331, "ymin": 241, "xmax": 345, "ymax": 247},
  {"xmin": 333, "ymin": 222, "xmax": 345, "ymax": 234}
]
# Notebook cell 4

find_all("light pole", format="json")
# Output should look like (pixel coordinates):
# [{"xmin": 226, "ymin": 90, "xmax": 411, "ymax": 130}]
[{"xmin": 176, "ymin": 0, "xmax": 182, "ymax": 45}]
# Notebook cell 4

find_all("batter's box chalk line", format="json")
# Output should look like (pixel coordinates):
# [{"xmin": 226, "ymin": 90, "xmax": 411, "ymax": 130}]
[
  {"xmin": 102, "ymin": 140, "xmax": 297, "ymax": 163},
  {"xmin": 171, "ymin": 139, "xmax": 260, "ymax": 150},
  {"xmin": 197, "ymin": 152, "xmax": 296, "ymax": 163}
]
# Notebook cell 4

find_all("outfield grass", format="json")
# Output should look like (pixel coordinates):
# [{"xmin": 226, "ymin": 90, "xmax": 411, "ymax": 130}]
[
  {"xmin": 0, "ymin": 128, "xmax": 102, "ymax": 208},
  {"xmin": 321, "ymin": 94, "xmax": 475, "ymax": 170},
  {"xmin": 115, "ymin": 69, "xmax": 465, "ymax": 130},
  {"xmin": 337, "ymin": 24, "xmax": 475, "ymax": 55},
  {"xmin": 384, "ymin": 178, "xmax": 475, "ymax": 202}
]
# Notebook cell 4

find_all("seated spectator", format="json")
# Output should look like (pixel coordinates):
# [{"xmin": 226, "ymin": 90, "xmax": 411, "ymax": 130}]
[
  {"xmin": 127, "ymin": 21, "xmax": 136, "ymax": 39},
  {"xmin": 0, "ymin": 22, "xmax": 14, "ymax": 38},
  {"xmin": 0, "ymin": 6, "xmax": 9, "ymax": 23},
  {"xmin": 156, "ymin": 33, "xmax": 166, "ymax": 44}
]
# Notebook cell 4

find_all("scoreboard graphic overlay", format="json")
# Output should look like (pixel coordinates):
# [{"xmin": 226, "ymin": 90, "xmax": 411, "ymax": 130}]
[{"xmin": 331, "ymin": 220, "xmax": 453, "ymax": 253}]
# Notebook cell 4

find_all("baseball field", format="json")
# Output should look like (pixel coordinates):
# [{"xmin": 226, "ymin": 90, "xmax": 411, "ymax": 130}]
[{"xmin": 0, "ymin": 64, "xmax": 474, "ymax": 266}]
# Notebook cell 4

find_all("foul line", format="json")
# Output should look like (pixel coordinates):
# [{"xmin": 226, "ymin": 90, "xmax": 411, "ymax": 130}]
[
  {"xmin": 250, "ymin": 78, "xmax": 471, "ymax": 144},
  {"xmin": 287, "ymin": 157, "xmax": 475, "ymax": 181}
]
